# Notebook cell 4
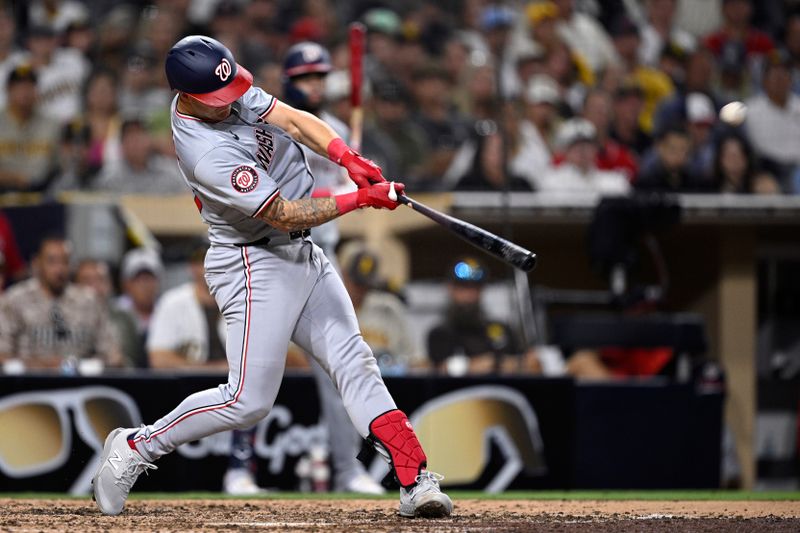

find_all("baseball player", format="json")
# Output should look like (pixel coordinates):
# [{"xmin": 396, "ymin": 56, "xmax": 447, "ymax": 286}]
[
  {"xmin": 92, "ymin": 35, "xmax": 452, "ymax": 519},
  {"xmin": 280, "ymin": 41, "xmax": 385, "ymax": 494}
]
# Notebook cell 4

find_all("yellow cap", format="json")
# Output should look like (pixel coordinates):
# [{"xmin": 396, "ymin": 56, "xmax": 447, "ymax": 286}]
[{"xmin": 526, "ymin": 2, "xmax": 559, "ymax": 25}]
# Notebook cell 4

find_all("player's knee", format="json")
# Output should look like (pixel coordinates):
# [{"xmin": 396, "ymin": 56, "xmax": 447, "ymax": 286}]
[{"xmin": 231, "ymin": 397, "xmax": 272, "ymax": 428}]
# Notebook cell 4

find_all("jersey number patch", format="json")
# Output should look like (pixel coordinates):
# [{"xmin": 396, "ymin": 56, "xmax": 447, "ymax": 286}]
[{"xmin": 231, "ymin": 165, "xmax": 259, "ymax": 193}]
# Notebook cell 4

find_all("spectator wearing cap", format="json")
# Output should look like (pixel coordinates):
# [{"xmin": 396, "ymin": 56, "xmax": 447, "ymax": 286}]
[
  {"xmin": 17, "ymin": 25, "xmax": 90, "ymax": 123},
  {"xmin": 116, "ymin": 247, "xmax": 163, "ymax": 366},
  {"xmin": 365, "ymin": 79, "xmax": 429, "ymax": 183},
  {"xmin": 639, "ymin": 0, "xmax": 696, "ymax": 67},
  {"xmin": 526, "ymin": 4, "xmax": 595, "ymax": 106},
  {"xmin": 540, "ymin": 118, "xmax": 630, "ymax": 194},
  {"xmin": 410, "ymin": 64, "xmax": 472, "ymax": 189},
  {"xmin": 674, "ymin": 0, "xmax": 722, "ymax": 39},
  {"xmin": 703, "ymin": 0, "xmax": 774, "ymax": 70},
  {"xmin": 476, "ymin": 4, "xmax": 520, "ymax": 98},
  {"xmin": 339, "ymin": 244, "xmax": 419, "ymax": 371},
  {"xmin": 636, "ymin": 125, "xmax": 710, "ymax": 192},
  {"xmin": 0, "ymin": 65, "xmax": 59, "ymax": 191},
  {"xmin": 322, "ymin": 70, "xmax": 353, "ymax": 131},
  {"xmin": 51, "ymin": 118, "xmax": 95, "ymax": 191},
  {"xmin": 685, "ymin": 92, "xmax": 718, "ymax": 179},
  {"xmin": 28, "ymin": 0, "xmax": 88, "ymax": 34},
  {"xmin": 654, "ymin": 48, "xmax": 719, "ymax": 134},
  {"xmin": 509, "ymin": 75, "xmax": 561, "ymax": 190},
  {"xmin": 610, "ymin": 15, "xmax": 674, "ymax": 135},
  {"xmin": 527, "ymin": 1, "xmax": 562, "ymax": 54},
  {"xmin": 552, "ymin": 0, "xmax": 620, "ymax": 75},
  {"xmin": 0, "ymin": 235, "xmax": 123, "ymax": 370},
  {"xmin": 744, "ymin": 53, "xmax": 800, "ymax": 180},
  {"xmin": 395, "ymin": 21, "xmax": 431, "ymax": 94},
  {"xmin": 657, "ymin": 42, "xmax": 690, "ymax": 89},
  {"xmin": 427, "ymin": 257, "xmax": 529, "ymax": 375},
  {"xmin": 63, "ymin": 18, "xmax": 95, "ymax": 59},
  {"xmin": 511, "ymin": 40, "xmax": 548, "ymax": 101},
  {"xmin": 92, "ymin": 118, "xmax": 184, "ymax": 195},
  {"xmin": 75, "ymin": 258, "xmax": 141, "ymax": 367}
]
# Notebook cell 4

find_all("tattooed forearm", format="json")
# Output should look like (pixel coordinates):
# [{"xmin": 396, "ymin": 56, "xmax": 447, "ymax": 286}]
[{"xmin": 260, "ymin": 196, "xmax": 340, "ymax": 232}]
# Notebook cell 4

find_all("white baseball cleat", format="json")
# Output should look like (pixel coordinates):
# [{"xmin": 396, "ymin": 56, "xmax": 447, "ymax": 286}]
[
  {"xmin": 222, "ymin": 468, "xmax": 267, "ymax": 495},
  {"xmin": 398, "ymin": 471, "xmax": 453, "ymax": 518},
  {"xmin": 340, "ymin": 473, "xmax": 386, "ymax": 495},
  {"xmin": 92, "ymin": 427, "xmax": 156, "ymax": 515}
]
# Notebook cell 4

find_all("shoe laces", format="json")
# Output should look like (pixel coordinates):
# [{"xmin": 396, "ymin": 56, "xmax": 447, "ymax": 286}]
[
  {"xmin": 116, "ymin": 455, "xmax": 157, "ymax": 492},
  {"xmin": 415, "ymin": 470, "xmax": 444, "ymax": 487}
]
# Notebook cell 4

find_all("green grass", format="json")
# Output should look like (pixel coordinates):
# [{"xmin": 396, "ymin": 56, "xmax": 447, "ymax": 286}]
[{"xmin": 2, "ymin": 490, "xmax": 799, "ymax": 501}]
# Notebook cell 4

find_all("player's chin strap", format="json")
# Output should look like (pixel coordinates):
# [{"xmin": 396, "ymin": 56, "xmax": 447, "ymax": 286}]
[{"xmin": 358, "ymin": 409, "xmax": 427, "ymax": 488}]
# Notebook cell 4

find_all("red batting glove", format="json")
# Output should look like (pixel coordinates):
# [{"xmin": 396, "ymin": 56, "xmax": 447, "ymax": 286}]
[
  {"xmin": 335, "ymin": 182, "xmax": 405, "ymax": 214},
  {"xmin": 327, "ymin": 138, "xmax": 386, "ymax": 188}
]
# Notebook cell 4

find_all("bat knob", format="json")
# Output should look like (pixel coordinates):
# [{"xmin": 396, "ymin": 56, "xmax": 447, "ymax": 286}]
[{"xmin": 388, "ymin": 181, "xmax": 397, "ymax": 202}]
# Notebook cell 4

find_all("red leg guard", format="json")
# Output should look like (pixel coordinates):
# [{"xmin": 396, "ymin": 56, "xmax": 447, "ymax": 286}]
[{"xmin": 368, "ymin": 409, "xmax": 427, "ymax": 488}]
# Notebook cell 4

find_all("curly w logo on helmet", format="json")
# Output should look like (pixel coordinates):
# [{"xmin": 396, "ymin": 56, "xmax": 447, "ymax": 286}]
[{"xmin": 215, "ymin": 58, "xmax": 232, "ymax": 81}]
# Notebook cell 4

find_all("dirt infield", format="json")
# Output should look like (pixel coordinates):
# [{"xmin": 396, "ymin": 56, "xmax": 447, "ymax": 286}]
[{"xmin": 1, "ymin": 498, "xmax": 799, "ymax": 532}]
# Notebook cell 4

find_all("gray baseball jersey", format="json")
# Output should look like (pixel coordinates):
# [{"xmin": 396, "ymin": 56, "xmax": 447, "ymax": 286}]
[{"xmin": 171, "ymin": 87, "xmax": 315, "ymax": 244}]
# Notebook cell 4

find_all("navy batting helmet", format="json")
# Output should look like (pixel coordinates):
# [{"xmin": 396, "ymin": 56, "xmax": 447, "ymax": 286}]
[
  {"xmin": 165, "ymin": 35, "xmax": 253, "ymax": 107},
  {"xmin": 282, "ymin": 42, "xmax": 332, "ymax": 110}
]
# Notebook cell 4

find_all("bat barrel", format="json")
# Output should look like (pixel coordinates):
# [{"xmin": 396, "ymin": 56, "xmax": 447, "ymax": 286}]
[{"xmin": 398, "ymin": 194, "xmax": 537, "ymax": 272}]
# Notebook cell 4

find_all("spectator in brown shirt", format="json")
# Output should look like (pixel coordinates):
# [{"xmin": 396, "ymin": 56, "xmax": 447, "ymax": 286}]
[{"xmin": 0, "ymin": 235, "xmax": 123, "ymax": 370}]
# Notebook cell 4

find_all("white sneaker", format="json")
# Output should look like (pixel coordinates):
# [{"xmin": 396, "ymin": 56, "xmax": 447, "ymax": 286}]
[
  {"xmin": 92, "ymin": 427, "xmax": 157, "ymax": 516},
  {"xmin": 223, "ymin": 468, "xmax": 267, "ymax": 495},
  {"xmin": 341, "ymin": 473, "xmax": 385, "ymax": 495},
  {"xmin": 398, "ymin": 471, "xmax": 453, "ymax": 518}
]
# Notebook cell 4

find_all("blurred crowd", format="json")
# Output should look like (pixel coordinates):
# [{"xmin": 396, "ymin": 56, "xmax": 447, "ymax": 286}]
[
  {"xmin": 0, "ymin": 0, "xmax": 797, "ymax": 196},
  {"xmin": 0, "ymin": 229, "xmax": 665, "ymax": 381}
]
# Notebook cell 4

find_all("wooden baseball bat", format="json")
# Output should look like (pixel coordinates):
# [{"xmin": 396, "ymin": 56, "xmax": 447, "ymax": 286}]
[
  {"xmin": 348, "ymin": 22, "xmax": 366, "ymax": 152},
  {"xmin": 397, "ymin": 194, "xmax": 537, "ymax": 272}
]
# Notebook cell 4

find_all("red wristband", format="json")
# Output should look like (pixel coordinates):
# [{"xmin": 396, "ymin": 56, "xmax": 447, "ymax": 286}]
[
  {"xmin": 327, "ymin": 138, "xmax": 349, "ymax": 163},
  {"xmin": 335, "ymin": 190, "xmax": 360, "ymax": 214}
]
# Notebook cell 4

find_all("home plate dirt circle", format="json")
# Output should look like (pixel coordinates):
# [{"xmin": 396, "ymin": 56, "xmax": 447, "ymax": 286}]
[{"xmin": 1, "ymin": 498, "xmax": 798, "ymax": 532}]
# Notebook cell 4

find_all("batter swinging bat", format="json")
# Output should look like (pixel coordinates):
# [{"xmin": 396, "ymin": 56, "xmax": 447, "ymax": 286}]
[
  {"xmin": 388, "ymin": 185, "xmax": 537, "ymax": 272},
  {"xmin": 348, "ymin": 22, "xmax": 366, "ymax": 152}
]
